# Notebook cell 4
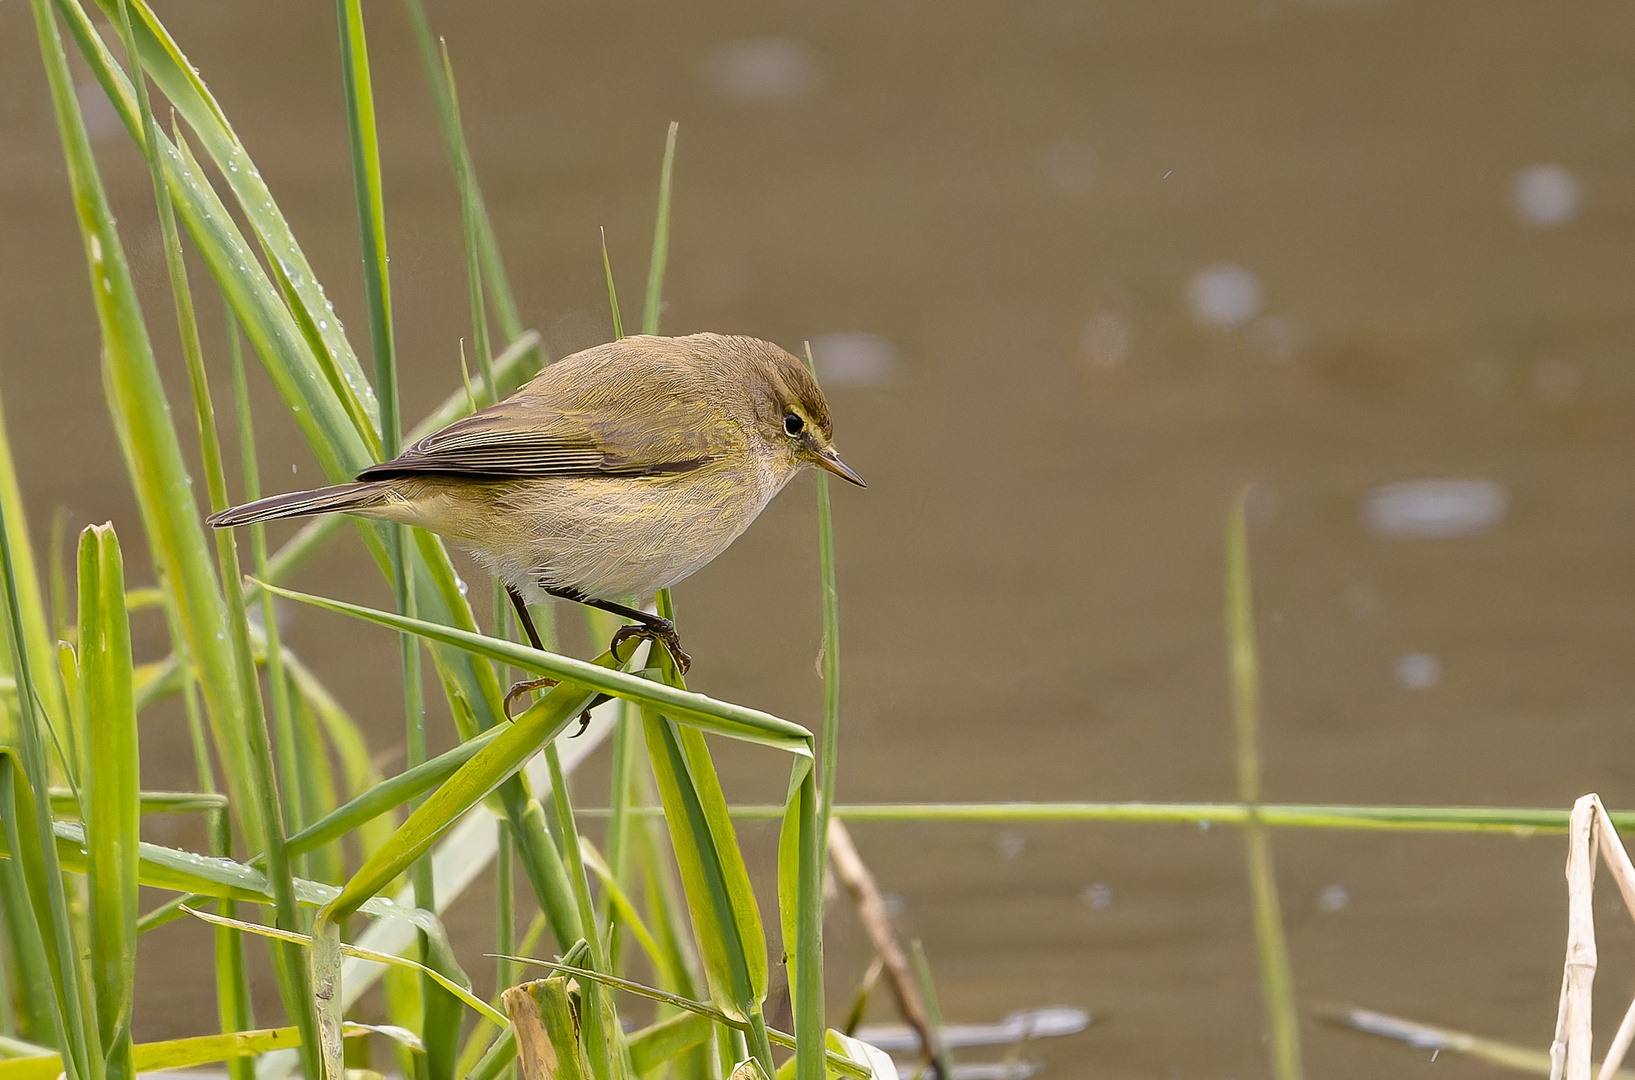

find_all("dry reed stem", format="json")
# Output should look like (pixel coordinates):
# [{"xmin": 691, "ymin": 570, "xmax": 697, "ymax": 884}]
[
  {"xmin": 502, "ymin": 984, "xmax": 557, "ymax": 1080},
  {"xmin": 826, "ymin": 818, "xmax": 940, "ymax": 1066},
  {"xmin": 1545, "ymin": 794, "xmax": 1635, "ymax": 1080}
]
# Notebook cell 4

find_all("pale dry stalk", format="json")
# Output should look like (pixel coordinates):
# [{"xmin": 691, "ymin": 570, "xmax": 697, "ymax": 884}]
[
  {"xmin": 1543, "ymin": 794, "xmax": 1635, "ymax": 1080},
  {"xmin": 826, "ymin": 818, "xmax": 941, "ymax": 1065}
]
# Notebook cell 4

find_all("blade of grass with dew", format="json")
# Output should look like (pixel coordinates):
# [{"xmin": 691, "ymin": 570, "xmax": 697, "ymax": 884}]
[
  {"xmin": 59, "ymin": 5, "xmax": 519, "ymax": 789},
  {"xmin": 335, "ymin": 0, "xmax": 460, "ymax": 1065},
  {"xmin": 87, "ymin": 0, "xmax": 382, "ymax": 435},
  {"xmin": 32, "ymin": 7, "xmax": 279, "ymax": 1079},
  {"xmin": 1226, "ymin": 492, "xmax": 1303, "ymax": 1080},
  {"xmin": 62, "ymin": 10, "xmax": 554, "ymax": 875},
  {"xmin": 59, "ymin": 1, "xmax": 511, "ymax": 748},
  {"xmin": 73, "ymin": 525, "xmax": 138, "ymax": 1080},
  {"xmin": 108, "ymin": 0, "xmax": 320, "ymax": 1062},
  {"xmin": 54, "ymin": 0, "xmax": 377, "ymax": 469}
]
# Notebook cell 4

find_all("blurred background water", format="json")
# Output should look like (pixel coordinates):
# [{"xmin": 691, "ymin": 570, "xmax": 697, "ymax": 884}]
[{"xmin": 4, "ymin": 1, "xmax": 1635, "ymax": 1076}]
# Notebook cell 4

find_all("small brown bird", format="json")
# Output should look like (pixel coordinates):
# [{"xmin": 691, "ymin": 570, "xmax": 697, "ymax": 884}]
[{"xmin": 209, "ymin": 333, "xmax": 864, "ymax": 695}]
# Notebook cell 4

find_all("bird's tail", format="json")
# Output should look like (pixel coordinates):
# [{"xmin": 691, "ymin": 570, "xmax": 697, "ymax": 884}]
[{"xmin": 206, "ymin": 481, "xmax": 393, "ymax": 528}]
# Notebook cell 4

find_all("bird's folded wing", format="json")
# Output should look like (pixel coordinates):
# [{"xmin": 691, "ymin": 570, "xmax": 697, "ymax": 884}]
[{"xmin": 357, "ymin": 396, "xmax": 721, "ymax": 480}]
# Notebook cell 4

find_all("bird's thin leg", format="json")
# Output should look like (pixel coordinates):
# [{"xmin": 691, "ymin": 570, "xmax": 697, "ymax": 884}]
[
  {"xmin": 502, "ymin": 584, "xmax": 564, "ymax": 720},
  {"xmin": 507, "ymin": 585, "xmax": 545, "ymax": 651},
  {"xmin": 546, "ymin": 586, "xmax": 692, "ymax": 675}
]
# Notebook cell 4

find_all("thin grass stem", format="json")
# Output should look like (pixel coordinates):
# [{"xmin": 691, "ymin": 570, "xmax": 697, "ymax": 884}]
[{"xmin": 1226, "ymin": 492, "xmax": 1302, "ymax": 1080}]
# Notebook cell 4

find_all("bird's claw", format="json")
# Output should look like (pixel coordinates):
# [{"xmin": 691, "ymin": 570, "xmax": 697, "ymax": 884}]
[
  {"xmin": 504, "ymin": 676, "xmax": 559, "ymax": 718},
  {"xmin": 610, "ymin": 619, "xmax": 692, "ymax": 675}
]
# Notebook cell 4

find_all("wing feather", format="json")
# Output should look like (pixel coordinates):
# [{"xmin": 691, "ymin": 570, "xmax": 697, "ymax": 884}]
[{"xmin": 357, "ymin": 371, "xmax": 725, "ymax": 481}]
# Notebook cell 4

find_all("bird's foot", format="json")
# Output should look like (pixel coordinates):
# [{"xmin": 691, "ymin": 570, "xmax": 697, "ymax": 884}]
[
  {"xmin": 504, "ymin": 676, "xmax": 559, "ymax": 718},
  {"xmin": 610, "ymin": 618, "xmax": 692, "ymax": 675}
]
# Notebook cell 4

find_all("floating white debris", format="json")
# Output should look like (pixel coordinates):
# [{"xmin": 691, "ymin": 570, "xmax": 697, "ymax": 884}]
[
  {"xmin": 1395, "ymin": 652, "xmax": 1441, "ymax": 690},
  {"xmin": 1513, "ymin": 164, "xmax": 1581, "ymax": 227},
  {"xmin": 1081, "ymin": 882, "xmax": 1113, "ymax": 909},
  {"xmin": 1041, "ymin": 139, "xmax": 1098, "ymax": 196},
  {"xmin": 856, "ymin": 1007, "xmax": 1091, "ymax": 1052},
  {"xmin": 809, "ymin": 332, "xmax": 900, "ymax": 387},
  {"xmin": 1187, "ymin": 263, "xmax": 1262, "ymax": 328},
  {"xmin": 702, "ymin": 37, "xmax": 824, "ymax": 101},
  {"xmin": 996, "ymin": 831, "xmax": 1025, "ymax": 859},
  {"xmin": 1364, "ymin": 479, "xmax": 1508, "ymax": 539},
  {"xmin": 1320, "ymin": 884, "xmax": 1350, "ymax": 911},
  {"xmin": 1080, "ymin": 313, "xmax": 1129, "ymax": 368}
]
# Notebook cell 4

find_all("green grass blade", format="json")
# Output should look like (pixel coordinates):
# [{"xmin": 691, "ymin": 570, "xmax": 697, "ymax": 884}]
[
  {"xmin": 335, "ymin": 0, "xmax": 397, "ymax": 453},
  {"xmin": 400, "ymin": 0, "xmax": 529, "ymax": 348},
  {"xmin": 0, "ymin": 753, "xmax": 94, "ymax": 1080},
  {"xmin": 74, "ymin": 526, "xmax": 138, "ymax": 1076},
  {"xmin": 0, "ymin": 389, "xmax": 67, "ymax": 737},
  {"xmin": 776, "ymin": 761, "xmax": 824, "ymax": 1080},
  {"xmin": 641, "ymin": 123, "xmax": 678, "ymax": 336},
  {"xmin": 436, "ymin": 42, "xmax": 497, "ymax": 407},
  {"xmin": 803, "ymin": 344, "xmax": 842, "ymax": 850},
  {"xmin": 224, "ymin": 310, "xmax": 309, "ymax": 874},
  {"xmin": 542, "ymin": 745, "xmax": 621, "ymax": 1080},
  {"xmin": 110, "ymin": 0, "xmax": 319, "ymax": 1053},
  {"xmin": 1226, "ymin": 493, "xmax": 1302, "ymax": 1080},
  {"xmin": 319, "ymin": 669, "xmax": 611, "ymax": 922},
  {"xmin": 85, "ymin": 0, "xmax": 380, "ymax": 432},
  {"xmin": 259, "ymin": 581, "xmax": 813, "ymax": 751},
  {"xmin": 601, "ymin": 229, "xmax": 625, "ymax": 340},
  {"xmin": 637, "ymin": 656, "xmax": 771, "ymax": 1076}
]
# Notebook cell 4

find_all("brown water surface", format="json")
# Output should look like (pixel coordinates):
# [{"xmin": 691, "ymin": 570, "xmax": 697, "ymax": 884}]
[{"xmin": 5, "ymin": 1, "xmax": 1635, "ymax": 1076}]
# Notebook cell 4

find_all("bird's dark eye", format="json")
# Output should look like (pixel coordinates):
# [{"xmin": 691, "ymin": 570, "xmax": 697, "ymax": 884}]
[{"xmin": 783, "ymin": 413, "xmax": 804, "ymax": 437}]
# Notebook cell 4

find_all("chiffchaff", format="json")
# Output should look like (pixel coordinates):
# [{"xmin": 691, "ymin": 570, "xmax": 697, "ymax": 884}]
[{"xmin": 209, "ymin": 332, "xmax": 864, "ymax": 691}]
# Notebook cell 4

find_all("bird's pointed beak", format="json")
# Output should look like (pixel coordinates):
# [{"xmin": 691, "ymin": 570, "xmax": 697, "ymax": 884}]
[{"xmin": 813, "ymin": 446, "xmax": 866, "ymax": 487}]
